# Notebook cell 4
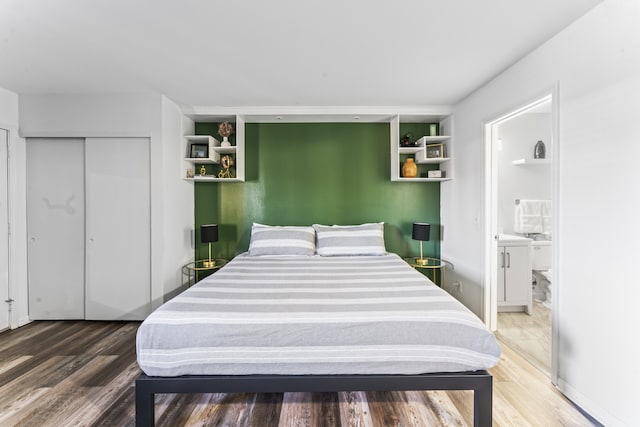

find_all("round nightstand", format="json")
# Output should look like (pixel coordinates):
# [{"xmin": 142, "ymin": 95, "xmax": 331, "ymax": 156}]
[
  {"xmin": 405, "ymin": 257, "xmax": 447, "ymax": 287},
  {"xmin": 182, "ymin": 259, "xmax": 228, "ymax": 286}
]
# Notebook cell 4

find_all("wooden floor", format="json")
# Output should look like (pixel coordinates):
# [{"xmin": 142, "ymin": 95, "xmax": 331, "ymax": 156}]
[
  {"xmin": 0, "ymin": 321, "xmax": 596, "ymax": 426},
  {"xmin": 497, "ymin": 301, "xmax": 552, "ymax": 376}
]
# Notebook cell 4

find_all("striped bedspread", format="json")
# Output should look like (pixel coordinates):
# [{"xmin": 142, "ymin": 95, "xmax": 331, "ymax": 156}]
[{"xmin": 136, "ymin": 253, "xmax": 501, "ymax": 377}]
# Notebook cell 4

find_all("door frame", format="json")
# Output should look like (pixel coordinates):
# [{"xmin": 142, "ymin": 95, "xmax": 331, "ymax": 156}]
[
  {"xmin": 483, "ymin": 84, "xmax": 560, "ymax": 384},
  {"xmin": 0, "ymin": 127, "xmax": 8, "ymax": 331}
]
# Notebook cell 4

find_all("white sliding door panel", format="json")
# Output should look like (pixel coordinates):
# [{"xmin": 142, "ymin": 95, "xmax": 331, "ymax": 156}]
[
  {"xmin": 26, "ymin": 138, "xmax": 85, "ymax": 319},
  {"xmin": 85, "ymin": 138, "xmax": 150, "ymax": 320},
  {"xmin": 0, "ymin": 129, "xmax": 9, "ymax": 330}
]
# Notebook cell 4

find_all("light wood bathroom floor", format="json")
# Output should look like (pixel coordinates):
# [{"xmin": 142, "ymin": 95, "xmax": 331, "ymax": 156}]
[{"xmin": 497, "ymin": 301, "xmax": 552, "ymax": 376}]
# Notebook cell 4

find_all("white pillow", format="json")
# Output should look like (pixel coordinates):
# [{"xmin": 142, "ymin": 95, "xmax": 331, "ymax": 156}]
[
  {"xmin": 248, "ymin": 223, "xmax": 316, "ymax": 256},
  {"xmin": 313, "ymin": 222, "xmax": 386, "ymax": 256}
]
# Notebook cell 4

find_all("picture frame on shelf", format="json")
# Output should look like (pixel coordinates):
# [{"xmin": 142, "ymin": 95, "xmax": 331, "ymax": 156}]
[
  {"xmin": 426, "ymin": 143, "xmax": 445, "ymax": 159},
  {"xmin": 190, "ymin": 144, "xmax": 208, "ymax": 159}
]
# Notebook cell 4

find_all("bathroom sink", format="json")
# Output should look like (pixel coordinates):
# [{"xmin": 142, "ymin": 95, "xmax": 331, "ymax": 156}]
[{"xmin": 498, "ymin": 234, "xmax": 532, "ymax": 243}]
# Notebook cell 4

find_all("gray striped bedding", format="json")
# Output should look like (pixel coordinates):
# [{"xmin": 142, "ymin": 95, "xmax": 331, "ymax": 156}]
[{"xmin": 136, "ymin": 253, "xmax": 501, "ymax": 377}]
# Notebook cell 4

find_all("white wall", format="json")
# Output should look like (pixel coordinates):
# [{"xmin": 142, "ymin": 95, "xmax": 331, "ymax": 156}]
[
  {"xmin": 18, "ymin": 94, "xmax": 160, "ymax": 137},
  {"xmin": 443, "ymin": 0, "xmax": 640, "ymax": 425},
  {"xmin": 18, "ymin": 93, "xmax": 193, "ymax": 318},
  {"xmin": 0, "ymin": 86, "xmax": 29, "ymax": 328},
  {"xmin": 497, "ymin": 114, "xmax": 552, "ymax": 235},
  {"xmin": 0, "ymin": 87, "xmax": 19, "ymax": 125},
  {"xmin": 161, "ymin": 96, "xmax": 195, "ymax": 299}
]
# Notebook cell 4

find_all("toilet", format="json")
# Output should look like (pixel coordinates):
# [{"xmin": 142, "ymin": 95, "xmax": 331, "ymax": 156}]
[{"xmin": 531, "ymin": 240, "xmax": 552, "ymax": 308}]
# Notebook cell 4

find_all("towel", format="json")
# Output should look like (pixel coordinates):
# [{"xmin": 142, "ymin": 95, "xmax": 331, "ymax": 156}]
[
  {"xmin": 514, "ymin": 200, "xmax": 551, "ymax": 234},
  {"xmin": 541, "ymin": 200, "xmax": 552, "ymax": 234}
]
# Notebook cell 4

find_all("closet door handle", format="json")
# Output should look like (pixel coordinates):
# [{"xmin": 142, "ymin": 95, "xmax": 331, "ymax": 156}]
[
  {"xmin": 506, "ymin": 252, "xmax": 511, "ymax": 268},
  {"xmin": 501, "ymin": 252, "xmax": 505, "ymax": 268}
]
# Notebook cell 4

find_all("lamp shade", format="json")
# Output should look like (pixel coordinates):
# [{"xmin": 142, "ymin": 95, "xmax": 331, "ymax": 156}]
[
  {"xmin": 412, "ymin": 223, "xmax": 431, "ymax": 241},
  {"xmin": 201, "ymin": 224, "xmax": 219, "ymax": 243}
]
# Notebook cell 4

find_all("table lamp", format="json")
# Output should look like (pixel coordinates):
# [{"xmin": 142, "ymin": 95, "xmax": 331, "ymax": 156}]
[
  {"xmin": 412, "ymin": 222, "xmax": 431, "ymax": 266},
  {"xmin": 201, "ymin": 224, "xmax": 219, "ymax": 268}
]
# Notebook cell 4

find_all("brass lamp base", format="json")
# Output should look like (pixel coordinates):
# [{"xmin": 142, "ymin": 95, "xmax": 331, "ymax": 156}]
[
  {"xmin": 416, "ymin": 258, "xmax": 428, "ymax": 266},
  {"xmin": 202, "ymin": 259, "xmax": 216, "ymax": 268}
]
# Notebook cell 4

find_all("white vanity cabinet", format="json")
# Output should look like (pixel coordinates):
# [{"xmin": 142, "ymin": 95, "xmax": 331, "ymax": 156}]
[{"xmin": 497, "ymin": 236, "xmax": 532, "ymax": 314}]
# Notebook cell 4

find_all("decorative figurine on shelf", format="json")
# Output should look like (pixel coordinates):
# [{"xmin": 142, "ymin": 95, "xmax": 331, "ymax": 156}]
[
  {"xmin": 186, "ymin": 168, "xmax": 194, "ymax": 178},
  {"xmin": 218, "ymin": 155, "xmax": 234, "ymax": 178},
  {"xmin": 218, "ymin": 121, "xmax": 233, "ymax": 147},
  {"xmin": 200, "ymin": 165, "xmax": 207, "ymax": 176},
  {"xmin": 401, "ymin": 133, "xmax": 414, "ymax": 147}
]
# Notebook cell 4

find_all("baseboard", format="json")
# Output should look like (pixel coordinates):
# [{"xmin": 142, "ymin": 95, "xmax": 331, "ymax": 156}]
[
  {"xmin": 163, "ymin": 283, "xmax": 190, "ymax": 303},
  {"xmin": 556, "ymin": 378, "xmax": 618, "ymax": 426},
  {"xmin": 17, "ymin": 316, "xmax": 32, "ymax": 328}
]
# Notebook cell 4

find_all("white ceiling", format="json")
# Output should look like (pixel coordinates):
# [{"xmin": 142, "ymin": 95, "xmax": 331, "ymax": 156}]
[{"xmin": 0, "ymin": 0, "xmax": 600, "ymax": 110}]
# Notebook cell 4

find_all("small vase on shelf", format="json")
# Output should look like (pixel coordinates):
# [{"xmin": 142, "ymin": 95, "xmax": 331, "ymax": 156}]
[
  {"xmin": 218, "ymin": 121, "xmax": 233, "ymax": 147},
  {"xmin": 534, "ymin": 140, "xmax": 546, "ymax": 159},
  {"xmin": 402, "ymin": 158, "xmax": 417, "ymax": 178}
]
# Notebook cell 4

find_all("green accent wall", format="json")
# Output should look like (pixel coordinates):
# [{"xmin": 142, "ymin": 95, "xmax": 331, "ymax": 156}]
[{"xmin": 194, "ymin": 122, "xmax": 441, "ymax": 260}]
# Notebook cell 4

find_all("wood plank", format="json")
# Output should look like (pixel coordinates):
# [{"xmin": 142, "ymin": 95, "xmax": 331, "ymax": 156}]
[
  {"xmin": 67, "ymin": 361, "xmax": 141, "ymax": 426},
  {"xmin": 407, "ymin": 391, "xmax": 467, "ymax": 426},
  {"xmin": 0, "ymin": 321, "xmax": 59, "ymax": 352},
  {"xmin": 0, "ymin": 387, "xmax": 50, "ymax": 426},
  {"xmin": 0, "ymin": 355, "xmax": 72, "ymax": 407},
  {"xmin": 1, "ymin": 355, "xmax": 118, "ymax": 426},
  {"xmin": 338, "ymin": 391, "xmax": 373, "ymax": 427},
  {"xmin": 179, "ymin": 393, "xmax": 236, "ymax": 426},
  {"xmin": 279, "ymin": 392, "xmax": 316, "ymax": 427},
  {"xmin": 0, "ymin": 355, "xmax": 32, "ymax": 375}
]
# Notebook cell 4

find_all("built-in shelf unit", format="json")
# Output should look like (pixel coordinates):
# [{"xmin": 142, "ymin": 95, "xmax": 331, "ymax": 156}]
[
  {"xmin": 391, "ymin": 115, "xmax": 453, "ymax": 182},
  {"xmin": 180, "ymin": 109, "xmax": 453, "ymax": 183},
  {"xmin": 182, "ymin": 115, "xmax": 245, "ymax": 182}
]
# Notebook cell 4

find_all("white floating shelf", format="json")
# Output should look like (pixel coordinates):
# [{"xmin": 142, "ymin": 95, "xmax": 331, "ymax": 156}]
[
  {"xmin": 392, "ymin": 177, "xmax": 452, "ymax": 183},
  {"xmin": 213, "ymin": 146, "xmax": 237, "ymax": 154},
  {"xmin": 416, "ymin": 157, "xmax": 451, "ymax": 165},
  {"xmin": 413, "ymin": 135, "xmax": 452, "ymax": 145},
  {"xmin": 512, "ymin": 158, "xmax": 551, "ymax": 165},
  {"xmin": 398, "ymin": 146, "xmax": 424, "ymax": 154},
  {"xmin": 184, "ymin": 176, "xmax": 243, "ymax": 182},
  {"xmin": 184, "ymin": 157, "xmax": 218, "ymax": 164}
]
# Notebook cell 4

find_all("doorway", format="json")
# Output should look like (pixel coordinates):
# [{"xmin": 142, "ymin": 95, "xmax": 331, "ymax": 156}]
[
  {"xmin": 1, "ymin": 128, "xmax": 9, "ymax": 332},
  {"xmin": 484, "ymin": 91, "xmax": 559, "ymax": 382}
]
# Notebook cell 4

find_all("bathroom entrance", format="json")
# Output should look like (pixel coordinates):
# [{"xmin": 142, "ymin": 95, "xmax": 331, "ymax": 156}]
[
  {"xmin": 484, "ymin": 92, "xmax": 558, "ymax": 381},
  {"xmin": 0, "ymin": 128, "xmax": 8, "ymax": 332}
]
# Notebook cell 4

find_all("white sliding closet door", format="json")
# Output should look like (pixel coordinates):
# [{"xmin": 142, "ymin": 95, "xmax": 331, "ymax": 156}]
[
  {"xmin": 27, "ymin": 138, "xmax": 85, "ymax": 319},
  {"xmin": 85, "ymin": 137, "xmax": 150, "ymax": 320}
]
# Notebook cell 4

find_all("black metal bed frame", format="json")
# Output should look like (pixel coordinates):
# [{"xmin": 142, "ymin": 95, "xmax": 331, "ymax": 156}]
[{"xmin": 135, "ymin": 370, "xmax": 492, "ymax": 427}]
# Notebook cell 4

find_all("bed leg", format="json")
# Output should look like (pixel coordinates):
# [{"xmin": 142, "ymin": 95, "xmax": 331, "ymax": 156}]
[
  {"xmin": 473, "ymin": 375, "xmax": 493, "ymax": 427},
  {"xmin": 135, "ymin": 377, "xmax": 155, "ymax": 427}
]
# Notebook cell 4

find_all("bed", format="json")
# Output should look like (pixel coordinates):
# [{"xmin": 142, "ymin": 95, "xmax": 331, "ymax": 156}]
[{"xmin": 135, "ymin": 223, "xmax": 501, "ymax": 426}]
